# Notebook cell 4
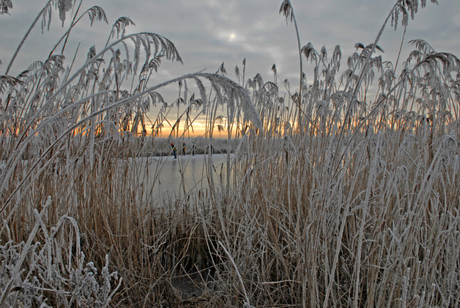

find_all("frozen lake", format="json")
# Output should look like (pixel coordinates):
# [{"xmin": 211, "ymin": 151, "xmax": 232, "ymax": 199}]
[{"xmin": 134, "ymin": 153, "xmax": 233, "ymax": 199}]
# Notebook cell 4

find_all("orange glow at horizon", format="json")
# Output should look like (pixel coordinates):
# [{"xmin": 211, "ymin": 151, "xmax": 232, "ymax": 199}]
[{"xmin": 147, "ymin": 118, "xmax": 232, "ymax": 138}]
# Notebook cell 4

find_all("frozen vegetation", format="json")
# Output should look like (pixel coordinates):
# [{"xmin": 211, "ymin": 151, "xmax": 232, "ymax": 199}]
[{"xmin": 0, "ymin": 0, "xmax": 459, "ymax": 306}]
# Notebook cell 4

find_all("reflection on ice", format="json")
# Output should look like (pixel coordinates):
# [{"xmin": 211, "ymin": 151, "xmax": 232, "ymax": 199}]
[{"xmin": 133, "ymin": 153, "xmax": 233, "ymax": 200}]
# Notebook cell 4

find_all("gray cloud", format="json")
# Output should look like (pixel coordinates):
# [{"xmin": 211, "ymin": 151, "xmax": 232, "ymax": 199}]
[{"xmin": 1, "ymin": 0, "xmax": 459, "ymax": 92}]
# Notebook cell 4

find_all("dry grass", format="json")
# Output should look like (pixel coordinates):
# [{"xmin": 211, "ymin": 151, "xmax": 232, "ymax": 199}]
[{"xmin": 1, "ymin": 0, "xmax": 460, "ymax": 307}]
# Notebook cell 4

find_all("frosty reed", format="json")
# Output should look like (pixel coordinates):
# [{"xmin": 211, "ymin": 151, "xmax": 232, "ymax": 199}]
[{"xmin": 1, "ymin": 0, "xmax": 459, "ymax": 306}]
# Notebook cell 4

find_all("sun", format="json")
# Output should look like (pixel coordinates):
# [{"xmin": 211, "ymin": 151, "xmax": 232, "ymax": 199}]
[{"xmin": 229, "ymin": 32, "xmax": 236, "ymax": 41}]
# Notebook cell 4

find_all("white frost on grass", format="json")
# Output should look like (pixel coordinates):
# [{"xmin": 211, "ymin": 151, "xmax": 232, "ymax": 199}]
[{"xmin": 0, "ymin": 197, "xmax": 121, "ymax": 307}]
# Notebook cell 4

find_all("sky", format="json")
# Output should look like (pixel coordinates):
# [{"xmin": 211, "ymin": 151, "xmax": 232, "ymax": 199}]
[{"xmin": 1, "ymin": 0, "xmax": 459, "ymax": 136}]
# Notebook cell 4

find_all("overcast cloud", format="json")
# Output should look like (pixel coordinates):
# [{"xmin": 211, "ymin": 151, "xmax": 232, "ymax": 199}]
[{"xmin": 1, "ymin": 0, "xmax": 459, "ymax": 98}]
